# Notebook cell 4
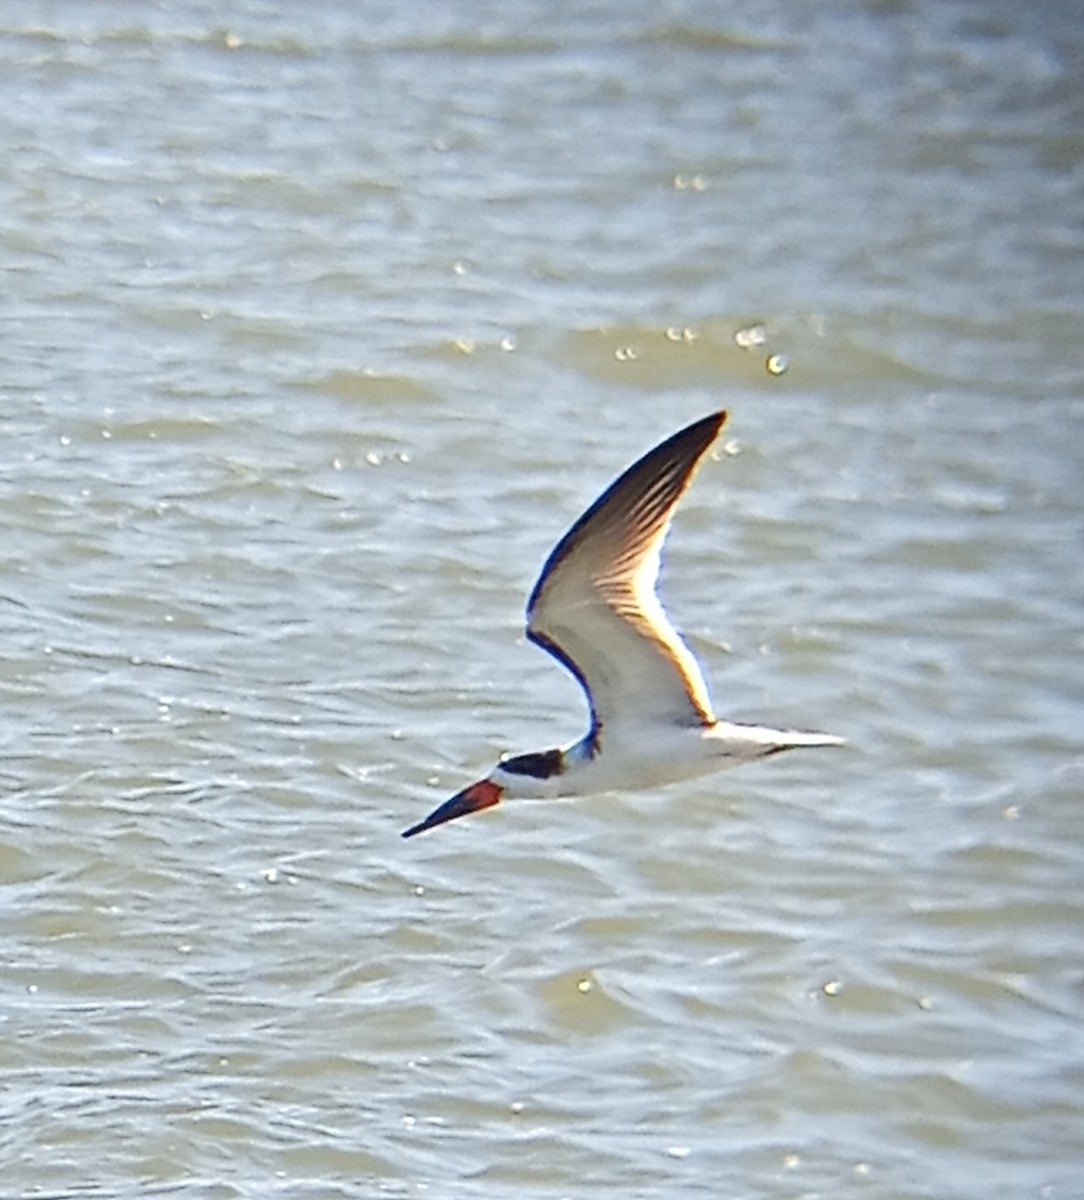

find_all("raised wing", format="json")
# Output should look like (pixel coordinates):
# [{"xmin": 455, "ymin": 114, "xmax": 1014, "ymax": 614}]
[{"xmin": 526, "ymin": 411, "xmax": 727, "ymax": 738}]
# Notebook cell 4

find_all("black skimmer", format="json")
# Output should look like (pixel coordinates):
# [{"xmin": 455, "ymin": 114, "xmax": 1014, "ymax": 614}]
[{"xmin": 402, "ymin": 411, "xmax": 842, "ymax": 838}]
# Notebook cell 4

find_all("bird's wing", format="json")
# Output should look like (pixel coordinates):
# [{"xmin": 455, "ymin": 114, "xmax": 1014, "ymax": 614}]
[{"xmin": 526, "ymin": 411, "xmax": 726, "ymax": 738}]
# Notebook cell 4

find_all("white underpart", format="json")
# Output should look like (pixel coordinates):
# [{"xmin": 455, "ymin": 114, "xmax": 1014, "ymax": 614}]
[{"xmin": 493, "ymin": 721, "xmax": 844, "ymax": 801}]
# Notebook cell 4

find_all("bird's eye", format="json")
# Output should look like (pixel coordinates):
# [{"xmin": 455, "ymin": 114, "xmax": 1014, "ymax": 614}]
[{"xmin": 500, "ymin": 748, "xmax": 563, "ymax": 778}]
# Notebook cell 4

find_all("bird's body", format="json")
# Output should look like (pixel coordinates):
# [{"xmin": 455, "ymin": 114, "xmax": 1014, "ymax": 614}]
[{"xmin": 403, "ymin": 411, "xmax": 842, "ymax": 839}]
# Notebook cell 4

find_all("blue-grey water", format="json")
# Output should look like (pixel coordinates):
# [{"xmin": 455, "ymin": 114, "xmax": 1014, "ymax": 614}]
[{"xmin": 2, "ymin": 2, "xmax": 1083, "ymax": 1198}]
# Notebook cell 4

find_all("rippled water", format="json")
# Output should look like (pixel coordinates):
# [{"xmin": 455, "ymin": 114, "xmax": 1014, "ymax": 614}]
[{"xmin": 3, "ymin": 2, "xmax": 1084, "ymax": 1197}]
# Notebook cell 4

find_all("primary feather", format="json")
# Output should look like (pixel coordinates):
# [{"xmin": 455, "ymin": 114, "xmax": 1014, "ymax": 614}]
[{"xmin": 526, "ymin": 411, "xmax": 726, "ymax": 738}]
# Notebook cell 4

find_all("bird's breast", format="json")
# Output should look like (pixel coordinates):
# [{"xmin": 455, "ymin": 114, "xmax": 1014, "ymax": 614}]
[{"xmin": 557, "ymin": 722, "xmax": 733, "ymax": 796}]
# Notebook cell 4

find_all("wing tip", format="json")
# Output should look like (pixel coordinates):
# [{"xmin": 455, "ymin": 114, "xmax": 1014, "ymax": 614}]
[
  {"xmin": 526, "ymin": 410, "xmax": 728, "ymax": 615},
  {"xmin": 693, "ymin": 408, "xmax": 728, "ymax": 448}
]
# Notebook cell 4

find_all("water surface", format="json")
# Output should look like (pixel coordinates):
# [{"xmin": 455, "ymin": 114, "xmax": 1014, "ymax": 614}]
[{"xmin": 2, "ymin": 2, "xmax": 1083, "ymax": 1197}]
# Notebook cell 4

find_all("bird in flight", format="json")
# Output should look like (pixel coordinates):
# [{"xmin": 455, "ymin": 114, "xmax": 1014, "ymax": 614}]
[{"xmin": 403, "ymin": 411, "xmax": 842, "ymax": 838}]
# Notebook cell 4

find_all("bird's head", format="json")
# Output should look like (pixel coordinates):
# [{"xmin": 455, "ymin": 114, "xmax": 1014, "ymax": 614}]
[{"xmin": 401, "ymin": 746, "xmax": 566, "ymax": 838}]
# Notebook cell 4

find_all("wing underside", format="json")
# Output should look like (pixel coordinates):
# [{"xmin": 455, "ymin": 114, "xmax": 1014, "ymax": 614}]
[{"xmin": 526, "ymin": 411, "xmax": 727, "ymax": 736}]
